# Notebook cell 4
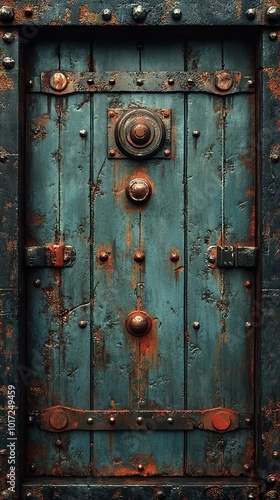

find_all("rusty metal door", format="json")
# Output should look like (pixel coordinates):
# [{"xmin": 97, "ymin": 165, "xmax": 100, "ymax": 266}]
[{"xmin": 24, "ymin": 32, "xmax": 258, "ymax": 496}]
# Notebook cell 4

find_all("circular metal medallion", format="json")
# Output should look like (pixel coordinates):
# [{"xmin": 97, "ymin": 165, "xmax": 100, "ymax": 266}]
[
  {"xmin": 126, "ymin": 178, "xmax": 152, "ymax": 204},
  {"xmin": 125, "ymin": 310, "xmax": 153, "ymax": 337},
  {"xmin": 115, "ymin": 109, "xmax": 165, "ymax": 159}
]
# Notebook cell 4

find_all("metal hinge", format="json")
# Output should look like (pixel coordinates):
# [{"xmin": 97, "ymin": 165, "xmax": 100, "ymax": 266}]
[
  {"xmin": 25, "ymin": 244, "xmax": 76, "ymax": 267},
  {"xmin": 31, "ymin": 405, "xmax": 253, "ymax": 433},
  {"xmin": 207, "ymin": 245, "xmax": 258, "ymax": 268}
]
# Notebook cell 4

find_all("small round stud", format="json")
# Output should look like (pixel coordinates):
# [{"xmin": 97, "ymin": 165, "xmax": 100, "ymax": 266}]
[
  {"xmin": 271, "ymin": 153, "xmax": 280, "ymax": 163},
  {"xmin": 245, "ymin": 322, "xmax": 253, "ymax": 329},
  {"xmin": 109, "ymin": 417, "xmax": 116, "ymax": 425},
  {"xmin": 248, "ymin": 79, "xmax": 255, "ymax": 88},
  {"xmin": 125, "ymin": 310, "xmax": 153, "ymax": 337},
  {"xmin": 172, "ymin": 8, "xmax": 182, "ymax": 20},
  {"xmin": 164, "ymin": 149, "xmax": 171, "ymax": 157},
  {"xmin": 27, "ymin": 79, "xmax": 34, "ymax": 88},
  {"xmin": 25, "ymin": 8, "xmax": 33, "ymax": 17},
  {"xmin": 79, "ymin": 130, "xmax": 87, "ymax": 138},
  {"xmin": 272, "ymin": 450, "xmax": 279, "ymax": 459},
  {"xmin": 156, "ymin": 491, "xmax": 165, "ymax": 499},
  {"xmin": 102, "ymin": 8, "xmax": 112, "ymax": 20},
  {"xmin": 245, "ymin": 417, "xmax": 253, "ymax": 426},
  {"xmin": 87, "ymin": 78, "xmax": 94, "ymax": 85},
  {"xmin": 167, "ymin": 417, "xmax": 174, "ymax": 424},
  {"xmin": 109, "ymin": 148, "xmax": 117, "ymax": 157},
  {"xmin": 2, "ymin": 57, "xmax": 15, "ymax": 69},
  {"xmin": 138, "ymin": 464, "xmax": 144, "ymax": 472},
  {"xmin": 29, "ymin": 463, "xmax": 36, "ymax": 472},
  {"xmin": 267, "ymin": 475, "xmax": 277, "ymax": 484},
  {"xmin": 55, "ymin": 439, "xmax": 63, "ymax": 447},
  {"xmin": 246, "ymin": 8, "xmax": 256, "ymax": 20},
  {"xmin": 0, "ymin": 6, "xmax": 14, "ymax": 22},
  {"xmin": 244, "ymin": 280, "xmax": 252, "ymax": 288},
  {"xmin": 193, "ymin": 321, "xmax": 200, "ymax": 329},
  {"xmin": 132, "ymin": 5, "xmax": 147, "ymax": 21},
  {"xmin": 108, "ymin": 110, "xmax": 115, "ymax": 118},
  {"xmin": 99, "ymin": 251, "xmax": 109, "ymax": 262},
  {"xmin": 126, "ymin": 178, "xmax": 152, "ymax": 204},
  {"xmin": 136, "ymin": 416, "xmax": 143, "ymax": 425},
  {"xmin": 2, "ymin": 32, "xmax": 15, "ymax": 44},
  {"xmin": 79, "ymin": 320, "xmax": 88, "ymax": 329},
  {"xmin": 109, "ymin": 78, "xmax": 116, "ymax": 85},
  {"xmin": 170, "ymin": 251, "xmax": 180, "ymax": 262},
  {"xmin": 134, "ymin": 251, "xmax": 145, "ymax": 263},
  {"xmin": 87, "ymin": 417, "xmax": 93, "ymax": 424},
  {"xmin": 243, "ymin": 463, "xmax": 251, "ymax": 472},
  {"xmin": 136, "ymin": 78, "xmax": 144, "ymax": 86},
  {"xmin": 33, "ymin": 279, "xmax": 41, "ymax": 288},
  {"xmin": 192, "ymin": 130, "xmax": 200, "ymax": 138},
  {"xmin": 247, "ymin": 494, "xmax": 255, "ymax": 500},
  {"xmin": 168, "ymin": 78, "xmax": 175, "ymax": 85},
  {"xmin": 269, "ymin": 32, "xmax": 277, "ymax": 41}
]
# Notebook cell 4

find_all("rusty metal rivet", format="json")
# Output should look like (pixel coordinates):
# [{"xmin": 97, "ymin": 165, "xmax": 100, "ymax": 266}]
[
  {"xmin": 245, "ymin": 417, "xmax": 253, "ymax": 426},
  {"xmin": 172, "ymin": 8, "xmax": 182, "ymax": 20},
  {"xmin": 212, "ymin": 411, "xmax": 231, "ymax": 431},
  {"xmin": 247, "ymin": 494, "xmax": 255, "ymax": 500},
  {"xmin": 126, "ymin": 178, "xmax": 152, "ymax": 204},
  {"xmin": 2, "ymin": 57, "xmax": 15, "ymax": 69},
  {"xmin": 109, "ymin": 416, "xmax": 116, "ymax": 425},
  {"xmin": 164, "ymin": 149, "xmax": 171, "ymax": 157},
  {"xmin": 248, "ymin": 79, "xmax": 255, "ymax": 88},
  {"xmin": 55, "ymin": 439, "xmax": 62, "ymax": 447},
  {"xmin": 132, "ymin": 5, "xmax": 147, "ymax": 21},
  {"xmin": 134, "ymin": 251, "xmax": 145, "ymax": 262},
  {"xmin": 25, "ymin": 7, "xmax": 33, "ymax": 17},
  {"xmin": 138, "ymin": 464, "xmax": 144, "ymax": 472},
  {"xmin": 27, "ymin": 79, "xmax": 34, "ymax": 88},
  {"xmin": 245, "ymin": 321, "xmax": 253, "ymax": 329},
  {"xmin": 266, "ymin": 6, "xmax": 280, "ymax": 22},
  {"xmin": 0, "ymin": 6, "xmax": 14, "ymax": 21},
  {"xmin": 136, "ymin": 78, "xmax": 144, "ymax": 86},
  {"xmin": 156, "ymin": 491, "xmax": 165, "ymax": 499},
  {"xmin": 214, "ymin": 71, "xmax": 233, "ymax": 91},
  {"xmin": 29, "ymin": 463, "xmax": 36, "ymax": 472},
  {"xmin": 271, "ymin": 153, "xmax": 280, "ymax": 163},
  {"xmin": 33, "ymin": 279, "xmax": 41, "ymax": 287},
  {"xmin": 193, "ymin": 321, "xmax": 200, "ymax": 330},
  {"xmin": 187, "ymin": 78, "xmax": 194, "ymax": 86},
  {"xmin": 87, "ymin": 78, "xmax": 94, "ymax": 85},
  {"xmin": 244, "ymin": 280, "xmax": 252, "ymax": 288},
  {"xmin": 170, "ymin": 251, "xmax": 180, "ymax": 262},
  {"xmin": 79, "ymin": 129, "xmax": 87, "ymax": 138},
  {"xmin": 108, "ymin": 110, "xmax": 115, "ymax": 117},
  {"xmin": 272, "ymin": 451, "xmax": 279, "ymax": 459},
  {"xmin": 136, "ymin": 416, "xmax": 143, "ymax": 425},
  {"xmin": 109, "ymin": 148, "xmax": 116, "ymax": 157},
  {"xmin": 49, "ymin": 72, "xmax": 68, "ymax": 92},
  {"xmin": 79, "ymin": 320, "xmax": 88, "ymax": 329},
  {"xmin": 208, "ymin": 255, "xmax": 215, "ymax": 263},
  {"xmin": 87, "ymin": 417, "xmax": 93, "ymax": 424},
  {"xmin": 269, "ymin": 32, "xmax": 277, "ymax": 41},
  {"xmin": 49, "ymin": 410, "xmax": 68, "ymax": 430},
  {"xmin": 243, "ymin": 463, "xmax": 251, "ymax": 472},
  {"xmin": 168, "ymin": 78, "xmax": 174, "ymax": 85},
  {"xmin": 192, "ymin": 130, "xmax": 200, "ymax": 138},
  {"xmin": 102, "ymin": 8, "xmax": 112, "ymax": 20},
  {"xmin": 109, "ymin": 77, "xmax": 116, "ymax": 85},
  {"xmin": 2, "ymin": 32, "xmax": 14, "ymax": 44},
  {"xmin": 125, "ymin": 310, "xmax": 153, "ymax": 337},
  {"xmin": 99, "ymin": 251, "xmax": 109, "ymax": 261},
  {"xmin": 246, "ymin": 8, "xmax": 256, "ymax": 20},
  {"xmin": 167, "ymin": 417, "xmax": 174, "ymax": 424},
  {"xmin": 267, "ymin": 475, "xmax": 277, "ymax": 484}
]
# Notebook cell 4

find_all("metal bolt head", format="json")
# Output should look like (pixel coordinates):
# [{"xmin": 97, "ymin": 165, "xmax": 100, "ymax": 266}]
[
  {"xmin": 79, "ymin": 129, "xmax": 87, "ymax": 138},
  {"xmin": 164, "ymin": 149, "xmax": 171, "ymax": 157},
  {"xmin": 193, "ymin": 321, "xmax": 200, "ymax": 330},
  {"xmin": 245, "ymin": 321, "xmax": 253, "ymax": 329},
  {"xmin": 2, "ymin": 32, "xmax": 14, "ymax": 44},
  {"xmin": 55, "ymin": 439, "xmax": 63, "ymax": 447},
  {"xmin": 134, "ymin": 251, "xmax": 145, "ymax": 263},
  {"xmin": 172, "ymin": 8, "xmax": 182, "ymax": 20},
  {"xmin": 167, "ymin": 417, "xmax": 173, "ymax": 424},
  {"xmin": 25, "ymin": 8, "xmax": 33, "ymax": 17},
  {"xmin": 109, "ymin": 416, "xmax": 116, "ymax": 425},
  {"xmin": 49, "ymin": 72, "xmax": 68, "ymax": 92},
  {"xmin": 266, "ymin": 6, "xmax": 280, "ymax": 22},
  {"xmin": 269, "ymin": 32, "xmax": 277, "ymax": 41},
  {"xmin": 87, "ymin": 417, "xmax": 93, "ymax": 424},
  {"xmin": 132, "ymin": 5, "xmax": 147, "ymax": 21},
  {"xmin": 109, "ymin": 78, "xmax": 116, "ymax": 85},
  {"xmin": 156, "ymin": 491, "xmax": 165, "ymax": 499},
  {"xmin": 108, "ymin": 110, "xmax": 115, "ymax": 118},
  {"xmin": 102, "ymin": 8, "xmax": 112, "ymax": 20},
  {"xmin": 0, "ymin": 6, "xmax": 14, "ymax": 21},
  {"xmin": 244, "ymin": 280, "xmax": 252, "ymax": 289},
  {"xmin": 79, "ymin": 320, "xmax": 88, "ymax": 329},
  {"xmin": 2, "ymin": 57, "xmax": 15, "ymax": 69},
  {"xmin": 187, "ymin": 78, "xmax": 194, "ymax": 86},
  {"xmin": 136, "ymin": 78, "xmax": 144, "ymax": 86},
  {"xmin": 246, "ymin": 8, "xmax": 256, "ymax": 20},
  {"xmin": 271, "ymin": 153, "xmax": 280, "ymax": 163},
  {"xmin": 162, "ymin": 109, "xmax": 170, "ymax": 118},
  {"xmin": 170, "ymin": 251, "xmax": 180, "ymax": 262},
  {"xmin": 138, "ymin": 464, "xmax": 144, "ymax": 472},
  {"xmin": 29, "ymin": 463, "xmax": 37, "ymax": 472},
  {"xmin": 248, "ymin": 79, "xmax": 255, "ymax": 88},
  {"xmin": 87, "ymin": 78, "xmax": 94, "ymax": 85},
  {"xmin": 168, "ymin": 78, "xmax": 174, "ymax": 85},
  {"xmin": 214, "ymin": 71, "xmax": 233, "ymax": 91},
  {"xmin": 267, "ymin": 475, "xmax": 277, "ymax": 484},
  {"xmin": 126, "ymin": 178, "xmax": 151, "ymax": 204},
  {"xmin": 247, "ymin": 494, "xmax": 255, "ymax": 500},
  {"xmin": 26, "ymin": 493, "xmax": 33, "ymax": 499},
  {"xmin": 265, "ymin": 491, "xmax": 279, "ymax": 500},
  {"xmin": 99, "ymin": 251, "xmax": 109, "ymax": 261},
  {"xmin": 109, "ymin": 148, "xmax": 116, "ymax": 157},
  {"xmin": 243, "ymin": 463, "xmax": 251, "ymax": 472},
  {"xmin": 245, "ymin": 417, "xmax": 253, "ymax": 426},
  {"xmin": 136, "ymin": 416, "xmax": 143, "ymax": 425},
  {"xmin": 192, "ymin": 130, "xmax": 200, "ymax": 138},
  {"xmin": 272, "ymin": 450, "xmax": 279, "ymax": 459},
  {"xmin": 27, "ymin": 79, "xmax": 34, "ymax": 88},
  {"xmin": 33, "ymin": 279, "xmax": 41, "ymax": 287},
  {"xmin": 125, "ymin": 310, "xmax": 153, "ymax": 337}
]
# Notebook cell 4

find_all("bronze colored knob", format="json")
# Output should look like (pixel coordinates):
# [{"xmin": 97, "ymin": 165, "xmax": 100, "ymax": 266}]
[
  {"xmin": 126, "ymin": 178, "xmax": 151, "ymax": 204},
  {"xmin": 125, "ymin": 310, "xmax": 152, "ymax": 337},
  {"xmin": 130, "ymin": 122, "xmax": 151, "ymax": 145},
  {"xmin": 214, "ymin": 71, "xmax": 233, "ymax": 91},
  {"xmin": 49, "ymin": 72, "xmax": 68, "ymax": 92}
]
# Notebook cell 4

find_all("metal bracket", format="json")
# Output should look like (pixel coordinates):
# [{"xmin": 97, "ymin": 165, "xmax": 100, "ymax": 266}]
[
  {"xmin": 207, "ymin": 245, "xmax": 258, "ymax": 268},
  {"xmin": 25, "ymin": 244, "xmax": 76, "ymax": 267},
  {"xmin": 34, "ymin": 405, "xmax": 253, "ymax": 433},
  {"xmin": 30, "ymin": 70, "xmax": 255, "ymax": 95}
]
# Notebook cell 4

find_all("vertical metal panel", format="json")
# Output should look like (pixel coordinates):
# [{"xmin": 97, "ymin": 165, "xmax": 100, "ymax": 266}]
[
  {"xmin": 0, "ymin": 27, "xmax": 20, "ymax": 498},
  {"xmin": 259, "ymin": 29, "xmax": 280, "ymax": 496}
]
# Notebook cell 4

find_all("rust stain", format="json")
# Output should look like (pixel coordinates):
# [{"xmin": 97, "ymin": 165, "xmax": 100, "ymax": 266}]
[
  {"xmin": 264, "ymin": 67, "xmax": 280, "ymax": 100},
  {"xmin": 79, "ymin": 6, "xmax": 99, "ymax": 24},
  {"xmin": 29, "ymin": 113, "xmax": 50, "ymax": 140},
  {"xmin": 63, "ymin": 7, "xmax": 72, "ymax": 23},
  {"xmin": 0, "ymin": 72, "xmax": 14, "ymax": 91},
  {"xmin": 139, "ymin": 318, "xmax": 159, "ymax": 363},
  {"xmin": 27, "ymin": 211, "xmax": 45, "ymax": 226},
  {"xmin": 233, "ymin": 0, "xmax": 242, "ymax": 19}
]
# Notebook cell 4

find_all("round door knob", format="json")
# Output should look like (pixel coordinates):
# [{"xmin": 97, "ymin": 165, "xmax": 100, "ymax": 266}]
[
  {"xmin": 126, "ymin": 178, "xmax": 152, "ymax": 204},
  {"xmin": 125, "ymin": 310, "xmax": 152, "ymax": 336},
  {"xmin": 115, "ymin": 108, "xmax": 165, "ymax": 159}
]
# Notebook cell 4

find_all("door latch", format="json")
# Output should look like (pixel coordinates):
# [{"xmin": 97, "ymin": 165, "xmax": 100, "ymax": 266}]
[
  {"xmin": 207, "ymin": 245, "xmax": 258, "ymax": 268},
  {"xmin": 25, "ymin": 244, "xmax": 76, "ymax": 267}
]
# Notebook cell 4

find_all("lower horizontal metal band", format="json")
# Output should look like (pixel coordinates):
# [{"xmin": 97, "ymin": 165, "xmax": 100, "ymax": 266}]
[{"xmin": 30, "ymin": 405, "xmax": 253, "ymax": 433}]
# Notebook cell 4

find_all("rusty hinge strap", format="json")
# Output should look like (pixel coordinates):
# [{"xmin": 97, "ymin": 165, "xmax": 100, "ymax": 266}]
[
  {"xmin": 25, "ymin": 244, "xmax": 76, "ymax": 267},
  {"xmin": 29, "ymin": 70, "xmax": 255, "ymax": 95},
  {"xmin": 32, "ymin": 406, "xmax": 253, "ymax": 433},
  {"xmin": 207, "ymin": 245, "xmax": 258, "ymax": 268}
]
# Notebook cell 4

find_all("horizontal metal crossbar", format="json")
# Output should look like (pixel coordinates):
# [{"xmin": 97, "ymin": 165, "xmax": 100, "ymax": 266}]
[
  {"xmin": 28, "ymin": 70, "xmax": 255, "ymax": 95},
  {"xmin": 31, "ymin": 405, "xmax": 254, "ymax": 433}
]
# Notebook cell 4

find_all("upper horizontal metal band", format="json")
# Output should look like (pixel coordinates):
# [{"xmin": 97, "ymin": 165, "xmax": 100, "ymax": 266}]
[{"xmin": 27, "ymin": 70, "xmax": 256, "ymax": 95}]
